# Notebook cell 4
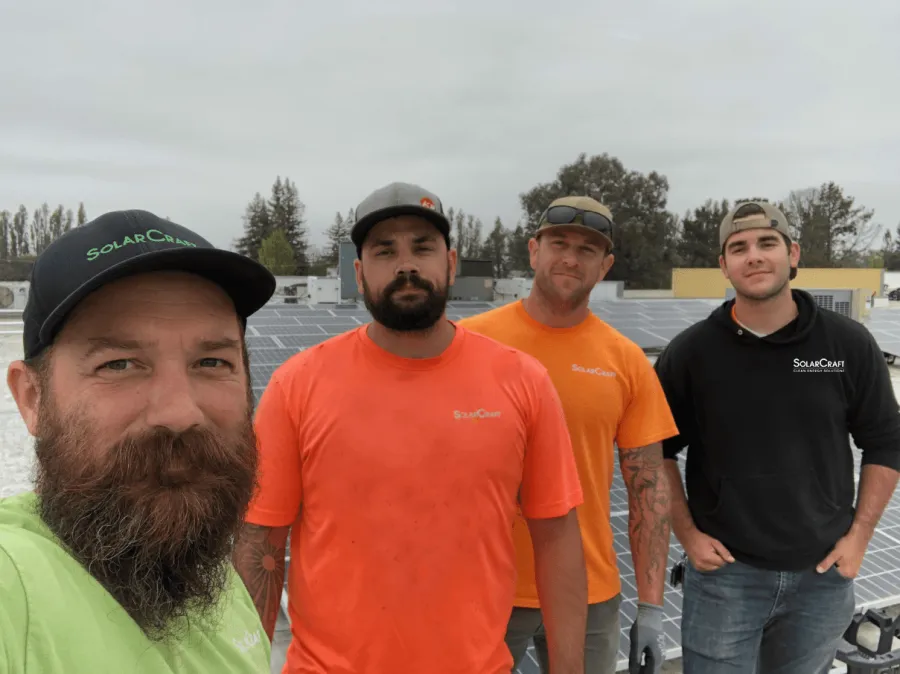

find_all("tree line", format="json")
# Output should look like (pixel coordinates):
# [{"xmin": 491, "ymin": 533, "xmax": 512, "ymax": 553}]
[
  {"xmin": 235, "ymin": 153, "xmax": 897, "ymax": 289},
  {"xmin": 0, "ymin": 202, "xmax": 88, "ymax": 259}
]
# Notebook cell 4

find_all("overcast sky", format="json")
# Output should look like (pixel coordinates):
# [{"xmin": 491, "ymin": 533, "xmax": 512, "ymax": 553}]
[{"xmin": 0, "ymin": 0, "xmax": 897, "ymax": 252}]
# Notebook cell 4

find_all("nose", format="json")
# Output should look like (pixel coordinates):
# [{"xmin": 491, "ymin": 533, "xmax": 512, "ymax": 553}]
[
  {"xmin": 746, "ymin": 245, "xmax": 765, "ymax": 265},
  {"xmin": 394, "ymin": 261, "xmax": 421, "ymax": 277},
  {"xmin": 559, "ymin": 248, "xmax": 579, "ymax": 267},
  {"xmin": 142, "ymin": 368, "xmax": 205, "ymax": 433}
]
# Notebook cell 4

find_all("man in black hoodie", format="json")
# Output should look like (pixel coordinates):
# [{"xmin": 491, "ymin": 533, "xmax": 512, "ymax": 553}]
[{"xmin": 654, "ymin": 200, "xmax": 900, "ymax": 673}]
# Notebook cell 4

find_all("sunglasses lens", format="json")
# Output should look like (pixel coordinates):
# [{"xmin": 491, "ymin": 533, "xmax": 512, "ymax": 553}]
[
  {"xmin": 582, "ymin": 212, "xmax": 612, "ymax": 233},
  {"xmin": 545, "ymin": 206, "xmax": 578, "ymax": 224}
]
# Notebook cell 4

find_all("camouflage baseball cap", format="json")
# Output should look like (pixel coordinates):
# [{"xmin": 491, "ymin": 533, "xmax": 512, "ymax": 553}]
[
  {"xmin": 720, "ymin": 201, "xmax": 791, "ymax": 249},
  {"xmin": 537, "ymin": 196, "xmax": 614, "ymax": 250},
  {"xmin": 351, "ymin": 181, "xmax": 451, "ymax": 255}
]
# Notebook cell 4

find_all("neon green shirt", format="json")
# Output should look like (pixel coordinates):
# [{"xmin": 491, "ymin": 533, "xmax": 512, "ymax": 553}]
[{"xmin": 0, "ymin": 491, "xmax": 271, "ymax": 673}]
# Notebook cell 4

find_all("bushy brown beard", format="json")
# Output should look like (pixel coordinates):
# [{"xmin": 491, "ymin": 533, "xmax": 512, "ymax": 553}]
[
  {"xmin": 362, "ymin": 270, "xmax": 449, "ymax": 332},
  {"xmin": 32, "ymin": 388, "xmax": 259, "ymax": 643}
]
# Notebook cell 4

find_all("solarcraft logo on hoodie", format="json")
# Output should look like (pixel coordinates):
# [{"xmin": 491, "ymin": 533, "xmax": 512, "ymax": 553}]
[{"xmin": 793, "ymin": 358, "xmax": 845, "ymax": 373}]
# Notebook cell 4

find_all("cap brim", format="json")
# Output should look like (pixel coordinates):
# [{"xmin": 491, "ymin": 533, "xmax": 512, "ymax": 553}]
[
  {"xmin": 538, "ymin": 223, "xmax": 614, "ymax": 251},
  {"xmin": 38, "ymin": 247, "xmax": 276, "ymax": 347},
  {"xmin": 351, "ymin": 205, "xmax": 451, "ymax": 250}
]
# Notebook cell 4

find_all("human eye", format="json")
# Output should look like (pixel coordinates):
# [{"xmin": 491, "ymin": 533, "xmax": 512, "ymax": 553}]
[
  {"xmin": 97, "ymin": 359, "xmax": 134, "ymax": 372},
  {"xmin": 197, "ymin": 357, "xmax": 232, "ymax": 369}
]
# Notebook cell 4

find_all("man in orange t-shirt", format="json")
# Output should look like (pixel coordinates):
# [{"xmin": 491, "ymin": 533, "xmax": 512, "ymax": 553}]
[
  {"xmin": 232, "ymin": 182, "xmax": 588, "ymax": 674},
  {"xmin": 460, "ymin": 196, "xmax": 679, "ymax": 674}
]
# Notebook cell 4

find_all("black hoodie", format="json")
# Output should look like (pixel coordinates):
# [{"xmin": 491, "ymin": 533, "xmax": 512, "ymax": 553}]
[{"xmin": 654, "ymin": 289, "xmax": 900, "ymax": 571}]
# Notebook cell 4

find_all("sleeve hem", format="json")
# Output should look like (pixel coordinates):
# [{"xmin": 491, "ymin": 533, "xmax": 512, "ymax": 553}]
[
  {"xmin": 617, "ymin": 425, "xmax": 680, "ymax": 451},
  {"xmin": 860, "ymin": 451, "xmax": 900, "ymax": 472},
  {"xmin": 521, "ymin": 489, "xmax": 584, "ymax": 520},
  {"xmin": 244, "ymin": 507, "xmax": 297, "ymax": 528}
]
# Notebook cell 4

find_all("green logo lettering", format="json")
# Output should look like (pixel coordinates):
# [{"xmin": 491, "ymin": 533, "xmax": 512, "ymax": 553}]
[{"xmin": 84, "ymin": 228, "xmax": 199, "ymax": 261}]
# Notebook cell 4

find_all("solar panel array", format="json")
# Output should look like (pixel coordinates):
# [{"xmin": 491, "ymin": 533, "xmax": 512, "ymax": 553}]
[
  {"xmin": 251, "ymin": 298, "xmax": 900, "ymax": 672},
  {"xmin": 864, "ymin": 307, "xmax": 900, "ymax": 358},
  {"xmin": 246, "ymin": 299, "xmax": 721, "ymax": 398}
]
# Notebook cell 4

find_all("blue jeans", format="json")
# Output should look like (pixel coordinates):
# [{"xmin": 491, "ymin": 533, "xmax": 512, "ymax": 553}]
[{"xmin": 681, "ymin": 558, "xmax": 855, "ymax": 674}]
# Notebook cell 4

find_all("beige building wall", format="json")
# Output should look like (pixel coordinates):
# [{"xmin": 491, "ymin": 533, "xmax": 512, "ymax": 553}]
[{"xmin": 672, "ymin": 267, "xmax": 885, "ymax": 299}]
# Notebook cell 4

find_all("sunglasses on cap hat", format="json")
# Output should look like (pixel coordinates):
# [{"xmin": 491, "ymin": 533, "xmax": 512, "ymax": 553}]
[{"xmin": 540, "ymin": 205, "xmax": 614, "ymax": 241}]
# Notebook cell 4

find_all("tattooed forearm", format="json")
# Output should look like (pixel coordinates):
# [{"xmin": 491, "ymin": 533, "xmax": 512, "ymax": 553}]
[
  {"xmin": 618, "ymin": 442, "xmax": 671, "ymax": 605},
  {"xmin": 233, "ymin": 522, "xmax": 290, "ymax": 640}
]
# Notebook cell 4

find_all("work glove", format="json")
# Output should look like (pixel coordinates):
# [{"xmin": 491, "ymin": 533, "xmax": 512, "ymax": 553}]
[{"xmin": 628, "ymin": 602, "xmax": 666, "ymax": 674}]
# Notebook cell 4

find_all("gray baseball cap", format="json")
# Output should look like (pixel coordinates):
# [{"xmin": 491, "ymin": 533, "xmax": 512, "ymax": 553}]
[
  {"xmin": 720, "ymin": 200, "xmax": 792, "ymax": 249},
  {"xmin": 351, "ymin": 182, "xmax": 452, "ymax": 254}
]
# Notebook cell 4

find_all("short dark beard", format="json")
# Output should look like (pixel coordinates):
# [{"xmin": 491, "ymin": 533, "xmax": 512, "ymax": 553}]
[
  {"xmin": 32, "ymin": 386, "xmax": 259, "ymax": 643},
  {"xmin": 362, "ymin": 271, "xmax": 449, "ymax": 332}
]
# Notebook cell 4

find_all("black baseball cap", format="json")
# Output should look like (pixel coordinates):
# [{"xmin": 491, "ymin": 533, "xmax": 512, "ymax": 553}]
[
  {"xmin": 23, "ymin": 209, "xmax": 276, "ymax": 360},
  {"xmin": 351, "ymin": 182, "xmax": 452, "ymax": 256}
]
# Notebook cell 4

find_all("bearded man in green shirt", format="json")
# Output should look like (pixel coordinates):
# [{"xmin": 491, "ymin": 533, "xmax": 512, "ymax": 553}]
[{"xmin": 0, "ymin": 209, "xmax": 276, "ymax": 673}]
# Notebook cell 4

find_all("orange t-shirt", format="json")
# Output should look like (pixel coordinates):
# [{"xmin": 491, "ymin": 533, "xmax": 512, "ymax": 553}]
[
  {"xmin": 459, "ymin": 300, "xmax": 678, "ymax": 607},
  {"xmin": 245, "ymin": 323, "xmax": 583, "ymax": 674}
]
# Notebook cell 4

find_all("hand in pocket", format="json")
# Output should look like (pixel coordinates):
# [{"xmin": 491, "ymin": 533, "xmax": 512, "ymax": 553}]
[{"xmin": 683, "ymin": 528, "xmax": 735, "ymax": 572}]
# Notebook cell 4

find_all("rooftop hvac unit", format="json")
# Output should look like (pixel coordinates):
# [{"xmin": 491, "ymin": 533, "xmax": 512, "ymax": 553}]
[
  {"xmin": 494, "ymin": 278, "xmax": 533, "ymax": 300},
  {"xmin": 457, "ymin": 258, "xmax": 493, "ymax": 278},
  {"xmin": 308, "ymin": 277, "xmax": 340, "ymax": 304},
  {"xmin": 724, "ymin": 287, "xmax": 865, "ymax": 322}
]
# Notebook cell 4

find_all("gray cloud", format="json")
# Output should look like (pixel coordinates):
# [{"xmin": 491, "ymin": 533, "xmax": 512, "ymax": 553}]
[{"xmin": 0, "ymin": 0, "xmax": 898, "ymax": 250}]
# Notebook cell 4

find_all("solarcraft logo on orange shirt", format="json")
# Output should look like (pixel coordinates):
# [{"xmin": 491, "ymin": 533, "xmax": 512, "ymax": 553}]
[
  {"xmin": 571, "ymin": 364, "xmax": 616, "ymax": 378},
  {"xmin": 453, "ymin": 408, "xmax": 502, "ymax": 421}
]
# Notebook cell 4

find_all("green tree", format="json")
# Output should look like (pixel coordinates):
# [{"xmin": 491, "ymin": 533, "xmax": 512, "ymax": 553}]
[
  {"xmin": 676, "ymin": 199, "xmax": 731, "ymax": 267},
  {"xmin": 782, "ymin": 182, "xmax": 878, "ymax": 267},
  {"xmin": 29, "ymin": 203, "xmax": 51, "ymax": 255},
  {"xmin": 13, "ymin": 206, "xmax": 29, "ymax": 256},
  {"xmin": 49, "ymin": 205, "xmax": 64, "ymax": 242},
  {"xmin": 505, "ymin": 225, "xmax": 531, "ymax": 275},
  {"xmin": 77, "ymin": 202, "xmax": 87, "ymax": 226},
  {"xmin": 0, "ymin": 211, "xmax": 10, "ymax": 258},
  {"xmin": 268, "ymin": 176, "xmax": 309, "ymax": 273},
  {"xmin": 462, "ymin": 214, "xmax": 483, "ymax": 258},
  {"xmin": 257, "ymin": 229, "xmax": 296, "ymax": 277},
  {"xmin": 324, "ymin": 210, "xmax": 352, "ymax": 266},
  {"xmin": 481, "ymin": 217, "xmax": 509, "ymax": 277},
  {"xmin": 880, "ymin": 225, "xmax": 900, "ymax": 271},
  {"xmin": 234, "ymin": 193, "xmax": 271, "ymax": 260}
]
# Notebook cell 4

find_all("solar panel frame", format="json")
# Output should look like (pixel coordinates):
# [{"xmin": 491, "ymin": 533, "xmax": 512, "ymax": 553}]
[{"xmin": 250, "ymin": 298, "xmax": 900, "ymax": 671}]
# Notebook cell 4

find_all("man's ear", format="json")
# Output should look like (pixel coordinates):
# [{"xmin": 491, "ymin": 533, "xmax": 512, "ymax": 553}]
[
  {"xmin": 447, "ymin": 247, "xmax": 458, "ymax": 286},
  {"xmin": 528, "ymin": 237, "xmax": 540, "ymax": 272},
  {"xmin": 354, "ymin": 258, "xmax": 364, "ymax": 295},
  {"xmin": 8, "ymin": 360, "xmax": 42, "ymax": 436}
]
